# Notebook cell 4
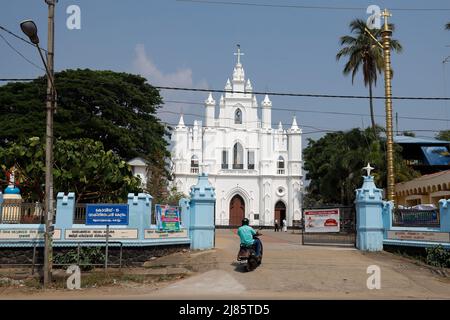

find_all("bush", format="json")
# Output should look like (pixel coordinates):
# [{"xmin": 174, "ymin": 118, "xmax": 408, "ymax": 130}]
[
  {"xmin": 426, "ymin": 245, "xmax": 450, "ymax": 268},
  {"xmin": 53, "ymin": 247, "xmax": 105, "ymax": 271}
]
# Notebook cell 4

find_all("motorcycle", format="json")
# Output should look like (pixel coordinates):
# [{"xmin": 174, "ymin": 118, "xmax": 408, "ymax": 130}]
[{"xmin": 236, "ymin": 233, "xmax": 263, "ymax": 272}]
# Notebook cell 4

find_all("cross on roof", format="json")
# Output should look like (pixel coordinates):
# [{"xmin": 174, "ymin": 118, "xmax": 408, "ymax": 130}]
[{"xmin": 234, "ymin": 44, "xmax": 244, "ymax": 65}]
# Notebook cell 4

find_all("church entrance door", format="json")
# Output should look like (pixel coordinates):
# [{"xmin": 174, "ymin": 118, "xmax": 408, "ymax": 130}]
[
  {"xmin": 275, "ymin": 201, "xmax": 286, "ymax": 226},
  {"xmin": 229, "ymin": 195, "xmax": 245, "ymax": 226}
]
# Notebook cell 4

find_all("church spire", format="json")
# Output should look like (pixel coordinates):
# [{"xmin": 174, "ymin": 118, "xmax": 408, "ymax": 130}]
[
  {"xmin": 177, "ymin": 114, "xmax": 185, "ymax": 128},
  {"xmin": 262, "ymin": 94, "xmax": 272, "ymax": 107},
  {"xmin": 291, "ymin": 116, "xmax": 299, "ymax": 130}
]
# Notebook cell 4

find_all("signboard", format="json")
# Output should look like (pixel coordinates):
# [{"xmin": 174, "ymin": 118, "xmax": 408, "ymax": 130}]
[
  {"xmin": 144, "ymin": 229, "xmax": 188, "ymax": 239},
  {"xmin": 86, "ymin": 204, "xmax": 129, "ymax": 225},
  {"xmin": 387, "ymin": 231, "xmax": 450, "ymax": 243},
  {"xmin": 0, "ymin": 229, "xmax": 61, "ymax": 240},
  {"xmin": 304, "ymin": 209, "xmax": 340, "ymax": 233},
  {"xmin": 155, "ymin": 204, "xmax": 181, "ymax": 231},
  {"xmin": 65, "ymin": 229, "xmax": 138, "ymax": 240}
]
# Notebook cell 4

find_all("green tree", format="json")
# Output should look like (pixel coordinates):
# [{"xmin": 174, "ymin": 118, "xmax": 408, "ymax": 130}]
[
  {"xmin": 436, "ymin": 130, "xmax": 450, "ymax": 141},
  {"xmin": 0, "ymin": 137, "xmax": 142, "ymax": 202},
  {"xmin": 303, "ymin": 127, "xmax": 419, "ymax": 205},
  {"xmin": 0, "ymin": 69, "xmax": 170, "ymax": 174},
  {"xmin": 336, "ymin": 19, "xmax": 402, "ymax": 129},
  {"xmin": 446, "ymin": 23, "xmax": 450, "ymax": 30}
]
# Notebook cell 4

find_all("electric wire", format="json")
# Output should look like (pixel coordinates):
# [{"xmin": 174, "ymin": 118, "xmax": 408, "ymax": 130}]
[
  {"xmin": 0, "ymin": 25, "xmax": 48, "ymax": 53},
  {"xmin": 0, "ymin": 33, "xmax": 45, "ymax": 72}
]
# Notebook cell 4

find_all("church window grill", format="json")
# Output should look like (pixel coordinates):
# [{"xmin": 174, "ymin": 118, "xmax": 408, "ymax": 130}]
[
  {"xmin": 248, "ymin": 151, "xmax": 255, "ymax": 170},
  {"xmin": 191, "ymin": 155, "xmax": 199, "ymax": 174},
  {"xmin": 234, "ymin": 108, "xmax": 242, "ymax": 124},
  {"xmin": 222, "ymin": 150, "xmax": 229, "ymax": 169},
  {"xmin": 233, "ymin": 143, "xmax": 244, "ymax": 169},
  {"xmin": 277, "ymin": 156, "xmax": 285, "ymax": 174}
]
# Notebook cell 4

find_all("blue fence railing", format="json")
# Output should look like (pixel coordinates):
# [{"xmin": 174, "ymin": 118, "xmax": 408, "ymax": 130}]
[{"xmin": 392, "ymin": 208, "xmax": 440, "ymax": 228}]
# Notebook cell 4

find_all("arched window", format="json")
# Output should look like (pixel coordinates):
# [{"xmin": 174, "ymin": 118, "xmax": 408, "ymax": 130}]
[
  {"xmin": 191, "ymin": 155, "xmax": 199, "ymax": 173},
  {"xmin": 234, "ymin": 108, "xmax": 242, "ymax": 124},
  {"xmin": 277, "ymin": 156, "xmax": 285, "ymax": 174},
  {"xmin": 233, "ymin": 143, "xmax": 244, "ymax": 169}
]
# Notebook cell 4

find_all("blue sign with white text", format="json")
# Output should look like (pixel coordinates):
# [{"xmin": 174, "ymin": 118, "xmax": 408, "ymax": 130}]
[{"xmin": 86, "ymin": 204, "xmax": 129, "ymax": 225}]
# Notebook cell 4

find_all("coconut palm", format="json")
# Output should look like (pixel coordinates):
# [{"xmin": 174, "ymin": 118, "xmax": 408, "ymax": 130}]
[{"xmin": 336, "ymin": 19, "xmax": 403, "ymax": 129}]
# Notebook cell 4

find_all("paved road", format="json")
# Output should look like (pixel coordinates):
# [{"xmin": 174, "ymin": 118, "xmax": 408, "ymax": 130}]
[
  {"xmin": 147, "ymin": 229, "xmax": 450, "ymax": 299},
  {"xmin": 1, "ymin": 229, "xmax": 449, "ymax": 299}
]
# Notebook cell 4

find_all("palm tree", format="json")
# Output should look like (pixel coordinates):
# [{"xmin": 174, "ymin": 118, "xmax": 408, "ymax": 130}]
[
  {"xmin": 336, "ymin": 19, "xmax": 402, "ymax": 129},
  {"xmin": 446, "ymin": 23, "xmax": 450, "ymax": 30}
]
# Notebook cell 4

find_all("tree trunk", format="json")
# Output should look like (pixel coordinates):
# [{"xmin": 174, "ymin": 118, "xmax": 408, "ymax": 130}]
[{"xmin": 369, "ymin": 82, "xmax": 376, "ymax": 129}]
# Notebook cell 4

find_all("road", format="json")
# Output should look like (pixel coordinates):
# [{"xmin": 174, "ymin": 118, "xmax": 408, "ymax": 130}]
[{"xmin": 1, "ymin": 229, "xmax": 449, "ymax": 299}]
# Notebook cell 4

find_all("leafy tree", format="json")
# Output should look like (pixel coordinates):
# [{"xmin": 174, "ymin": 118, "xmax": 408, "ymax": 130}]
[
  {"xmin": 336, "ymin": 19, "xmax": 402, "ymax": 129},
  {"xmin": 446, "ymin": 23, "xmax": 450, "ymax": 30},
  {"xmin": 402, "ymin": 131, "xmax": 416, "ymax": 137},
  {"xmin": 436, "ymin": 130, "xmax": 450, "ymax": 141},
  {"xmin": 0, "ymin": 69, "xmax": 170, "ymax": 175},
  {"xmin": 303, "ymin": 127, "xmax": 419, "ymax": 205},
  {"xmin": 0, "ymin": 137, "xmax": 142, "ymax": 202}
]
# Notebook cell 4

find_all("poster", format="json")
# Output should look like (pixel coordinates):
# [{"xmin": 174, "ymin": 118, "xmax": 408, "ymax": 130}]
[
  {"xmin": 304, "ymin": 208, "xmax": 340, "ymax": 233},
  {"xmin": 155, "ymin": 204, "xmax": 181, "ymax": 231}
]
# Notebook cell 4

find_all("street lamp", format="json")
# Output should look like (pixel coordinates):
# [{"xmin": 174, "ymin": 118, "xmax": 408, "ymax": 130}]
[{"xmin": 20, "ymin": 1, "xmax": 56, "ymax": 289}]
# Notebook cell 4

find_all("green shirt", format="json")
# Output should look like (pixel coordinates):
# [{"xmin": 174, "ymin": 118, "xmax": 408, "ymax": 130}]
[{"xmin": 237, "ymin": 225, "xmax": 256, "ymax": 246}]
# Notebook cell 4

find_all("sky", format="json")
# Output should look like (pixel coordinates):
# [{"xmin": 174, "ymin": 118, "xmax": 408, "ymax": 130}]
[{"xmin": 2, "ymin": 0, "xmax": 450, "ymax": 148}]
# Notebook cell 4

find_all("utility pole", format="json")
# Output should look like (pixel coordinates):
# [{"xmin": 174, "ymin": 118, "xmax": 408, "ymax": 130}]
[
  {"xmin": 381, "ymin": 8, "xmax": 395, "ymax": 203},
  {"xmin": 43, "ymin": 0, "xmax": 56, "ymax": 287}
]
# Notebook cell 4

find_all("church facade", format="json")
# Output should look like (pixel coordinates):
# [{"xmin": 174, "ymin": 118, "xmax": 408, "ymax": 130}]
[{"xmin": 170, "ymin": 48, "xmax": 303, "ymax": 227}]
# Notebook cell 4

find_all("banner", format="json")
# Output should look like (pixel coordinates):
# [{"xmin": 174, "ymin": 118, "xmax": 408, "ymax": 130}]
[
  {"xmin": 304, "ymin": 209, "xmax": 340, "ymax": 233},
  {"xmin": 155, "ymin": 204, "xmax": 181, "ymax": 231}
]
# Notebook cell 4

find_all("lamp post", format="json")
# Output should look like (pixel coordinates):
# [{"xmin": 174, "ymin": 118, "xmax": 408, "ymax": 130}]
[{"xmin": 20, "ymin": 0, "xmax": 56, "ymax": 288}]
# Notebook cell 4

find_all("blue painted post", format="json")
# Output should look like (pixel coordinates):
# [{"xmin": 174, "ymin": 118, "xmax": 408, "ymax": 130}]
[
  {"xmin": 55, "ymin": 192, "xmax": 76, "ymax": 239},
  {"xmin": 179, "ymin": 198, "xmax": 190, "ymax": 232},
  {"xmin": 127, "ymin": 193, "xmax": 153, "ymax": 241},
  {"xmin": 355, "ymin": 175, "xmax": 385, "ymax": 251},
  {"xmin": 438, "ymin": 199, "xmax": 450, "ymax": 233},
  {"xmin": 0, "ymin": 192, "xmax": 3, "ymax": 222},
  {"xmin": 189, "ymin": 173, "xmax": 216, "ymax": 250},
  {"xmin": 382, "ymin": 201, "xmax": 394, "ymax": 238}
]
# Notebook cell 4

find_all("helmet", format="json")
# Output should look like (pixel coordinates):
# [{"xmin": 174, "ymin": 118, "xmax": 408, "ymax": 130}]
[{"xmin": 242, "ymin": 218, "xmax": 249, "ymax": 226}]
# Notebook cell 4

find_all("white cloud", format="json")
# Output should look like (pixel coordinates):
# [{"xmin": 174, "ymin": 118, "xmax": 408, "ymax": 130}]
[{"xmin": 132, "ymin": 44, "xmax": 209, "ymax": 128}]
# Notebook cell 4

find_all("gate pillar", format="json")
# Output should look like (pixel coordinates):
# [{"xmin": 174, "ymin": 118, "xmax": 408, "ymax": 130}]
[
  {"xmin": 355, "ymin": 166, "xmax": 385, "ymax": 251},
  {"xmin": 189, "ymin": 173, "xmax": 216, "ymax": 250}
]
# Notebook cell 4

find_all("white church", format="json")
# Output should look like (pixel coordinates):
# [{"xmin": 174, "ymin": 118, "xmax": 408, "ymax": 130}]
[{"xmin": 171, "ymin": 47, "xmax": 303, "ymax": 227}]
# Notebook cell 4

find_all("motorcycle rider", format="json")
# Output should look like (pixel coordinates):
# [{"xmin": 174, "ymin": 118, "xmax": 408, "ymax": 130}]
[{"xmin": 237, "ymin": 218, "xmax": 262, "ymax": 257}]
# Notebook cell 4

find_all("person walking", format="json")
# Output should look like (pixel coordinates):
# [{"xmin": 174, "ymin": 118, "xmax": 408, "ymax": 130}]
[
  {"xmin": 274, "ymin": 219, "xmax": 279, "ymax": 232},
  {"xmin": 282, "ymin": 218, "xmax": 287, "ymax": 232}
]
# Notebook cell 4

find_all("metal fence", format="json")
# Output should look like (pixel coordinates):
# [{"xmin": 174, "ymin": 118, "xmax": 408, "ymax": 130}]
[
  {"xmin": 0, "ymin": 242, "xmax": 124, "ymax": 275},
  {"xmin": 74, "ymin": 203, "xmax": 87, "ymax": 224},
  {"xmin": 393, "ymin": 208, "xmax": 440, "ymax": 228},
  {"xmin": 0, "ymin": 202, "xmax": 45, "ymax": 224},
  {"xmin": 302, "ymin": 205, "xmax": 356, "ymax": 247}
]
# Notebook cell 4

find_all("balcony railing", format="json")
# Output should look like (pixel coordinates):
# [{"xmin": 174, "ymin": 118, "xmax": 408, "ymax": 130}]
[
  {"xmin": 277, "ymin": 169, "xmax": 285, "ymax": 174},
  {"xmin": 232, "ymin": 164, "xmax": 244, "ymax": 169},
  {"xmin": 190, "ymin": 167, "xmax": 199, "ymax": 174},
  {"xmin": 393, "ymin": 208, "xmax": 440, "ymax": 228},
  {"xmin": 221, "ymin": 164, "xmax": 229, "ymax": 169}
]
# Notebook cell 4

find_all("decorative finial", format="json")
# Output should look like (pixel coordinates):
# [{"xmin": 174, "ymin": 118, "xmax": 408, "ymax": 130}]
[
  {"xmin": 381, "ymin": 8, "xmax": 392, "ymax": 31},
  {"xmin": 234, "ymin": 44, "xmax": 244, "ymax": 65},
  {"xmin": 363, "ymin": 163, "xmax": 374, "ymax": 177}
]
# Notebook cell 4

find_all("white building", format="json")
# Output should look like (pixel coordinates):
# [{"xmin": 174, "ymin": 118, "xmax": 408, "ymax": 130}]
[
  {"xmin": 171, "ymin": 47, "xmax": 303, "ymax": 227},
  {"xmin": 127, "ymin": 157, "xmax": 148, "ymax": 187}
]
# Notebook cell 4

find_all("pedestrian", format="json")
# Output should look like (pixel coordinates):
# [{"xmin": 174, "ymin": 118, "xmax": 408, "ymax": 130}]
[
  {"xmin": 282, "ymin": 218, "xmax": 287, "ymax": 232},
  {"xmin": 274, "ymin": 219, "xmax": 279, "ymax": 232}
]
